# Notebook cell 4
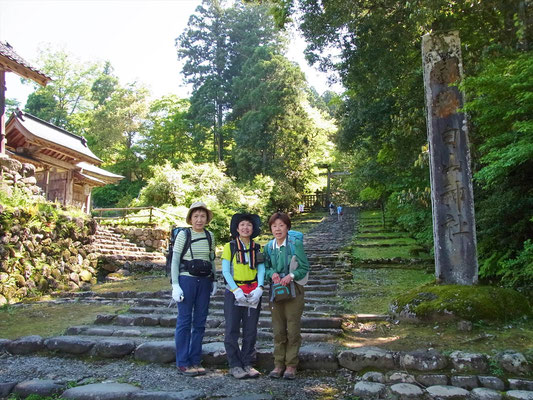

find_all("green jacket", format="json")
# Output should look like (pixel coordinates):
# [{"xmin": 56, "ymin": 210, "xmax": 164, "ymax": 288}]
[{"xmin": 264, "ymin": 237, "xmax": 309, "ymax": 282}]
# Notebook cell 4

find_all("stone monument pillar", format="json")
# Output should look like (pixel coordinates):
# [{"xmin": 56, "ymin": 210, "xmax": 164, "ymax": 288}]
[{"xmin": 422, "ymin": 31, "xmax": 478, "ymax": 285}]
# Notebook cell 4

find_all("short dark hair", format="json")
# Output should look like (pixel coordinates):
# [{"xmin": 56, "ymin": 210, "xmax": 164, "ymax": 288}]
[{"xmin": 268, "ymin": 212, "xmax": 291, "ymax": 230}]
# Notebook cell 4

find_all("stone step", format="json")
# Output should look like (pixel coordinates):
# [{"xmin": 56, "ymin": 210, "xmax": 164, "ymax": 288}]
[
  {"xmin": 94, "ymin": 237, "xmax": 139, "ymax": 245},
  {"xmin": 174, "ymin": 295, "xmax": 341, "ymax": 307},
  {"xmin": 128, "ymin": 306, "xmax": 342, "ymax": 318},
  {"xmin": 95, "ymin": 313, "xmax": 343, "ymax": 330},
  {"xmin": 99, "ymin": 253, "xmax": 166, "ymax": 262},
  {"xmin": 64, "ymin": 324, "xmax": 342, "ymax": 342},
  {"xmin": 3, "ymin": 335, "xmax": 343, "ymax": 374},
  {"xmin": 354, "ymin": 243, "xmax": 413, "ymax": 247}
]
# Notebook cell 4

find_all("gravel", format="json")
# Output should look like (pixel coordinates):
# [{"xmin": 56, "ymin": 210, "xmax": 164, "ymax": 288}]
[{"xmin": 0, "ymin": 354, "xmax": 355, "ymax": 399}]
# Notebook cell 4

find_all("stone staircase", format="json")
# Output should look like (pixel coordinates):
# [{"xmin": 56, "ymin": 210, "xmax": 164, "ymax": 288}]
[
  {"xmin": 3, "ymin": 211, "xmax": 364, "ymax": 371},
  {"xmin": 90, "ymin": 225, "xmax": 166, "ymax": 271},
  {"xmin": 3, "ymin": 209, "xmax": 531, "ymax": 399}
]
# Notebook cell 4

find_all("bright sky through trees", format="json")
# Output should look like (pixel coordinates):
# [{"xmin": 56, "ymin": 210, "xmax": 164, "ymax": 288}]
[{"xmin": 0, "ymin": 0, "xmax": 340, "ymax": 105}]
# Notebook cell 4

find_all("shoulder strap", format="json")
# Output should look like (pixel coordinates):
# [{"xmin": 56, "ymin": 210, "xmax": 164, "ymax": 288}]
[
  {"xmin": 180, "ymin": 228, "xmax": 192, "ymax": 260},
  {"xmin": 229, "ymin": 240, "xmax": 237, "ymax": 264},
  {"xmin": 205, "ymin": 229, "xmax": 213, "ymax": 252}
]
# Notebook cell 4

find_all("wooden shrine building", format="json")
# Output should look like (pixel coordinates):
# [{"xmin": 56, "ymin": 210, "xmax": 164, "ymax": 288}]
[
  {"xmin": 5, "ymin": 110, "xmax": 123, "ymax": 212},
  {"xmin": 0, "ymin": 41, "xmax": 51, "ymax": 155}
]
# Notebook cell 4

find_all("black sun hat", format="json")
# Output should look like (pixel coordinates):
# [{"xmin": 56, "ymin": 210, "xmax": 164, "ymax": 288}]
[{"xmin": 230, "ymin": 213, "xmax": 261, "ymax": 239}]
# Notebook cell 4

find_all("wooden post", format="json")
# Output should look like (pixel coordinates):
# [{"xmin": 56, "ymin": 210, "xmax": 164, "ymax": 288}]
[
  {"xmin": 422, "ymin": 31, "xmax": 478, "ymax": 285},
  {"xmin": 0, "ymin": 69, "xmax": 6, "ymax": 155}
]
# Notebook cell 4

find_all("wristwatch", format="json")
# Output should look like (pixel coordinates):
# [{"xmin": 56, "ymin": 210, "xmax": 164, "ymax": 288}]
[{"xmin": 289, "ymin": 273, "xmax": 295, "ymax": 280}]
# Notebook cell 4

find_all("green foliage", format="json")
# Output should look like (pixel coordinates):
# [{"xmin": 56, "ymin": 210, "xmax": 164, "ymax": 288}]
[
  {"xmin": 91, "ymin": 180, "xmax": 144, "ymax": 208},
  {"xmin": 177, "ymin": 0, "xmax": 281, "ymax": 162},
  {"xmin": 461, "ymin": 50, "xmax": 533, "ymax": 289},
  {"xmin": 264, "ymin": 0, "xmax": 530, "ymax": 289},
  {"xmin": 269, "ymin": 180, "xmax": 300, "ymax": 213},
  {"xmin": 231, "ymin": 46, "xmax": 329, "ymax": 191},
  {"xmin": 24, "ymin": 46, "xmax": 100, "ymax": 130},
  {"xmin": 133, "ymin": 162, "xmax": 286, "ymax": 240},
  {"xmin": 135, "ymin": 162, "xmax": 189, "ymax": 208},
  {"xmin": 387, "ymin": 189, "xmax": 433, "ymax": 251},
  {"xmin": 139, "ymin": 95, "xmax": 196, "ymax": 167}
]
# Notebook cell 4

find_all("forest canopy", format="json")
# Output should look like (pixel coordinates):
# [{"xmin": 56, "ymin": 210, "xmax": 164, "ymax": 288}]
[{"xmin": 13, "ymin": 0, "xmax": 532, "ymax": 289}]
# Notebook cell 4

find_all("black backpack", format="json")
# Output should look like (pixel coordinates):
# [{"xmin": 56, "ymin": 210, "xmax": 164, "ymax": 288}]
[{"xmin": 165, "ymin": 227, "xmax": 213, "ymax": 279}]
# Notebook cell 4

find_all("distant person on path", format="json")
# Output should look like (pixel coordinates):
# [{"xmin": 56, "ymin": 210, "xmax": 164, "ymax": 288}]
[
  {"xmin": 329, "ymin": 201, "xmax": 335, "ymax": 215},
  {"xmin": 264, "ymin": 212, "xmax": 309, "ymax": 380},
  {"xmin": 337, "ymin": 205, "xmax": 343, "ymax": 221},
  {"xmin": 222, "ymin": 213, "xmax": 265, "ymax": 379},
  {"xmin": 171, "ymin": 201, "xmax": 217, "ymax": 376}
]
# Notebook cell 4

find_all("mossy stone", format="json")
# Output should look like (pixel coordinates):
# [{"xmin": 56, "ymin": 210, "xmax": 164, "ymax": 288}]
[{"xmin": 390, "ymin": 284, "xmax": 531, "ymax": 322}]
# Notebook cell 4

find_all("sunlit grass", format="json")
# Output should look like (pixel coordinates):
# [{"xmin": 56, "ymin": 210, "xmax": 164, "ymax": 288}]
[{"xmin": 0, "ymin": 303, "xmax": 128, "ymax": 339}]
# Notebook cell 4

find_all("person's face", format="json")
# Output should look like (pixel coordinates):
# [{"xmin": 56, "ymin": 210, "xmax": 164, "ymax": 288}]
[
  {"xmin": 270, "ymin": 218, "xmax": 288, "ymax": 241},
  {"xmin": 237, "ymin": 220, "xmax": 253, "ymax": 240},
  {"xmin": 191, "ymin": 209, "xmax": 208, "ymax": 231}
]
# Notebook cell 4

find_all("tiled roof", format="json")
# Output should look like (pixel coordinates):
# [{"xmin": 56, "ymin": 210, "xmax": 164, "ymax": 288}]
[
  {"xmin": 0, "ymin": 41, "xmax": 51, "ymax": 84},
  {"xmin": 14, "ymin": 111, "xmax": 102, "ymax": 163},
  {"xmin": 77, "ymin": 161, "xmax": 124, "ymax": 182}
]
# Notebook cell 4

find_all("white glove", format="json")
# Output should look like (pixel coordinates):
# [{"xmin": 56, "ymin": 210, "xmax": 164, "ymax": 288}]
[
  {"xmin": 233, "ymin": 288, "xmax": 246, "ymax": 302},
  {"xmin": 172, "ymin": 284, "xmax": 184, "ymax": 302},
  {"xmin": 211, "ymin": 281, "xmax": 217, "ymax": 296},
  {"xmin": 248, "ymin": 287, "xmax": 263, "ymax": 303}
]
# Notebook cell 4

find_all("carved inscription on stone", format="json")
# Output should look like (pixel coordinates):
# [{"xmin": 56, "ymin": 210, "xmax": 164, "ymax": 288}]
[{"xmin": 422, "ymin": 31, "xmax": 478, "ymax": 285}]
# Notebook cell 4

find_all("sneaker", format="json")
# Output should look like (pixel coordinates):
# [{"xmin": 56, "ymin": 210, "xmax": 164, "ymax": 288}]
[
  {"xmin": 193, "ymin": 365, "xmax": 206, "ymax": 375},
  {"xmin": 268, "ymin": 367, "xmax": 284, "ymax": 379},
  {"xmin": 244, "ymin": 366, "xmax": 261, "ymax": 378},
  {"xmin": 177, "ymin": 366, "xmax": 198, "ymax": 376},
  {"xmin": 283, "ymin": 366, "xmax": 296, "ymax": 380},
  {"xmin": 230, "ymin": 366, "xmax": 248, "ymax": 379}
]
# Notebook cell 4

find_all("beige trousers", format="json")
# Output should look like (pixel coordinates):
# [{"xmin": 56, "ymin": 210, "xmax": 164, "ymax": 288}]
[{"xmin": 270, "ymin": 283, "xmax": 305, "ymax": 367}]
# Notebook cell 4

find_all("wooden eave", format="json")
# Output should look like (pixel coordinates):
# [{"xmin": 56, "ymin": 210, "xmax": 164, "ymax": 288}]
[
  {"xmin": 6, "ymin": 117, "xmax": 99, "ymax": 165},
  {"xmin": 73, "ymin": 171, "xmax": 106, "ymax": 187},
  {"xmin": 6, "ymin": 149, "xmax": 45, "ymax": 168},
  {"xmin": 0, "ymin": 55, "xmax": 51, "ymax": 86}
]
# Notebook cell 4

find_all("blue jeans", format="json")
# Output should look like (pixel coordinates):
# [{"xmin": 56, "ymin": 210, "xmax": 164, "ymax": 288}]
[
  {"xmin": 223, "ymin": 289, "xmax": 261, "ymax": 368},
  {"xmin": 175, "ymin": 275, "xmax": 212, "ymax": 367}
]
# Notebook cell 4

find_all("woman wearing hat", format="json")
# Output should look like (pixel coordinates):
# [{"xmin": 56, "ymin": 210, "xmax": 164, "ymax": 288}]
[
  {"xmin": 222, "ymin": 213, "xmax": 265, "ymax": 379},
  {"xmin": 171, "ymin": 201, "xmax": 217, "ymax": 376}
]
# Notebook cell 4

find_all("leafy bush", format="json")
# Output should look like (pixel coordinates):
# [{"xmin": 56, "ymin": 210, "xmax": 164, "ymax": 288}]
[
  {"xmin": 132, "ymin": 163, "xmax": 286, "ymax": 240},
  {"xmin": 91, "ymin": 180, "xmax": 144, "ymax": 208},
  {"xmin": 462, "ymin": 49, "xmax": 533, "ymax": 289},
  {"xmin": 387, "ymin": 189, "xmax": 433, "ymax": 251},
  {"xmin": 268, "ymin": 180, "xmax": 300, "ymax": 213}
]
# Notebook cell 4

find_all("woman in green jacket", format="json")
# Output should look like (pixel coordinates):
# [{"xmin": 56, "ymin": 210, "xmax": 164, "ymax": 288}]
[{"xmin": 264, "ymin": 212, "xmax": 309, "ymax": 380}]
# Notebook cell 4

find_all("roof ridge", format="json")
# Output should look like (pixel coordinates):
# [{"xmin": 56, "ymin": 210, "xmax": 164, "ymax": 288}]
[{"xmin": 20, "ymin": 111, "xmax": 89, "ymax": 146}]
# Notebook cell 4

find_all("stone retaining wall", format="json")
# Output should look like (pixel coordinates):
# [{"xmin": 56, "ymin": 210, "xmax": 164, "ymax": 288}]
[
  {"xmin": 0, "ymin": 155, "xmax": 101, "ymax": 304},
  {"xmin": 110, "ymin": 226, "xmax": 169, "ymax": 252},
  {"xmin": 0, "ymin": 154, "xmax": 42, "ymax": 197},
  {"xmin": 0, "ymin": 208, "xmax": 99, "ymax": 305}
]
